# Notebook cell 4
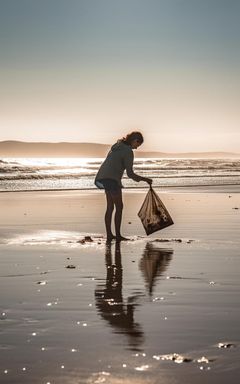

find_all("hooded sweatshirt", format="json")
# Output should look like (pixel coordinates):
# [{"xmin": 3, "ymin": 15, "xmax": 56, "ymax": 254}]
[{"xmin": 95, "ymin": 141, "xmax": 142, "ymax": 188}]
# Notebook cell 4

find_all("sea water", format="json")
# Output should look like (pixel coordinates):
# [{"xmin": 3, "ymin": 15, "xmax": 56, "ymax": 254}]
[{"xmin": 0, "ymin": 157, "xmax": 240, "ymax": 192}]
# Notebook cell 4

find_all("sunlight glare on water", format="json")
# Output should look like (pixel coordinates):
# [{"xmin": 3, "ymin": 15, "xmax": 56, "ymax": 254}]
[
  {"xmin": 4, "ymin": 157, "xmax": 101, "ymax": 168},
  {"xmin": 1, "ymin": 157, "xmax": 240, "ymax": 191},
  {"xmin": 6, "ymin": 230, "xmax": 81, "ymax": 245}
]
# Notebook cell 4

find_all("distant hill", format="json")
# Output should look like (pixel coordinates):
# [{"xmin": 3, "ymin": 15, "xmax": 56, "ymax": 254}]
[
  {"xmin": 0, "ymin": 141, "xmax": 109, "ymax": 157},
  {"xmin": 0, "ymin": 141, "xmax": 239, "ymax": 158}
]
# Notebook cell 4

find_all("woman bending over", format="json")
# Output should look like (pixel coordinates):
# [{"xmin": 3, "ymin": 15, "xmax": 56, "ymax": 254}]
[{"xmin": 95, "ymin": 131, "xmax": 152, "ymax": 241}]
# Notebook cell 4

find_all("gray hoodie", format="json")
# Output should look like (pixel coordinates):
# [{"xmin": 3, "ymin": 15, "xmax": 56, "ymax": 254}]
[{"xmin": 95, "ymin": 141, "xmax": 142, "ymax": 188}]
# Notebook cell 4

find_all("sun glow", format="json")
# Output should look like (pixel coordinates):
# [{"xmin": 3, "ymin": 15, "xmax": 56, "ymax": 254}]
[{"xmin": 6, "ymin": 157, "xmax": 102, "ymax": 167}]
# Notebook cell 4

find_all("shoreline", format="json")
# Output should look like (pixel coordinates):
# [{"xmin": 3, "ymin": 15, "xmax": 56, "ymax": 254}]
[{"xmin": 0, "ymin": 183, "xmax": 240, "ymax": 194}]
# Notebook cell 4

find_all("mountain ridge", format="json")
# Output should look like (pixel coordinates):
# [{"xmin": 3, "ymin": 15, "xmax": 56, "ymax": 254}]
[{"xmin": 0, "ymin": 141, "xmax": 239, "ymax": 158}]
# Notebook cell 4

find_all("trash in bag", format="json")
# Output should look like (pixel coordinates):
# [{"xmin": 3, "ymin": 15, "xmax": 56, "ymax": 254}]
[{"xmin": 138, "ymin": 187, "xmax": 174, "ymax": 235}]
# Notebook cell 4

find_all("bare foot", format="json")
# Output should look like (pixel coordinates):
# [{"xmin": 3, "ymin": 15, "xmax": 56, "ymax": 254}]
[
  {"xmin": 106, "ymin": 234, "xmax": 116, "ymax": 242},
  {"xmin": 116, "ymin": 236, "xmax": 129, "ymax": 242}
]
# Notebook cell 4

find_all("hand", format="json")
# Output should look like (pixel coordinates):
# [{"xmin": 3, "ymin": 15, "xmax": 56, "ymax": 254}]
[{"xmin": 144, "ymin": 177, "xmax": 153, "ymax": 185}]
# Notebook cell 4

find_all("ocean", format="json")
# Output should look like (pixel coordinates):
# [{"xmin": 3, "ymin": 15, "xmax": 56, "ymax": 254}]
[{"xmin": 0, "ymin": 157, "xmax": 240, "ymax": 192}]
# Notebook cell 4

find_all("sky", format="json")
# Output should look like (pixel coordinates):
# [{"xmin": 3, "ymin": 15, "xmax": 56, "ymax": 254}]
[{"xmin": 0, "ymin": 0, "xmax": 240, "ymax": 152}]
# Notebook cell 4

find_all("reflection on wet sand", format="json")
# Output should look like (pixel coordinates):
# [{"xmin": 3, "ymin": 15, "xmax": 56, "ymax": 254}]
[
  {"xmin": 95, "ymin": 242, "xmax": 173, "ymax": 351},
  {"xmin": 95, "ymin": 242, "xmax": 144, "ymax": 350},
  {"xmin": 139, "ymin": 243, "xmax": 173, "ymax": 295}
]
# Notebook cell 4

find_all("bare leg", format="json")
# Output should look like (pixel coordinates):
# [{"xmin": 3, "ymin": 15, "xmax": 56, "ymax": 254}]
[
  {"xmin": 111, "ymin": 191, "xmax": 129, "ymax": 242},
  {"xmin": 105, "ymin": 191, "xmax": 115, "ymax": 241}
]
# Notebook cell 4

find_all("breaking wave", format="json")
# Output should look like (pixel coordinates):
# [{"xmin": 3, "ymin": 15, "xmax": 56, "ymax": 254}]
[{"xmin": 1, "ymin": 157, "xmax": 240, "ymax": 192}]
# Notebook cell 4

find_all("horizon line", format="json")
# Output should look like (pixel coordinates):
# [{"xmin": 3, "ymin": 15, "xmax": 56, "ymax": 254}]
[{"xmin": 0, "ymin": 140, "xmax": 239, "ymax": 155}]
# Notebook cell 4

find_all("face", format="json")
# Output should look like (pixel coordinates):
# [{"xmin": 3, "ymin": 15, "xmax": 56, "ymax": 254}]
[{"xmin": 131, "ymin": 139, "xmax": 142, "ymax": 149}]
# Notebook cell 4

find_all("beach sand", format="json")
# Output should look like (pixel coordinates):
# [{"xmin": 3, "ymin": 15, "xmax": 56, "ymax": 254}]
[{"xmin": 0, "ymin": 188, "xmax": 240, "ymax": 384}]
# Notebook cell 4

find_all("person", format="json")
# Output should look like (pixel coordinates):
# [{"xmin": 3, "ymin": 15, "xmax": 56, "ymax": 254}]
[{"xmin": 95, "ymin": 131, "xmax": 152, "ymax": 241}]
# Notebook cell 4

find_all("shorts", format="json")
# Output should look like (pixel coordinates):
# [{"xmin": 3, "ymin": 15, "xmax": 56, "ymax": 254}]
[{"xmin": 96, "ymin": 179, "xmax": 121, "ymax": 193}]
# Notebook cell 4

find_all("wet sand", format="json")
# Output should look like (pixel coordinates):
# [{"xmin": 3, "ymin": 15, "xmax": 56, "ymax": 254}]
[{"xmin": 0, "ymin": 189, "xmax": 240, "ymax": 383}]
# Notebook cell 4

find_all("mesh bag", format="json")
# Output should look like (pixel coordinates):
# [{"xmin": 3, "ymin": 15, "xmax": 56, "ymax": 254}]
[{"xmin": 138, "ymin": 187, "xmax": 174, "ymax": 235}]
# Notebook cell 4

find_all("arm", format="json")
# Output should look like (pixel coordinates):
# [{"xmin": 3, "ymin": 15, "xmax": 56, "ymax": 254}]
[{"xmin": 123, "ymin": 151, "xmax": 152, "ymax": 184}]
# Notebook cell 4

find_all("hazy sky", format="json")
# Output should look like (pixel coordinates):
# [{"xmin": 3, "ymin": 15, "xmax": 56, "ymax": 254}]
[{"xmin": 0, "ymin": 0, "xmax": 240, "ymax": 152}]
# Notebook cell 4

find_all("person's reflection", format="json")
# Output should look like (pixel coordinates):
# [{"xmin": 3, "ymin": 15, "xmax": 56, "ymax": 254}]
[
  {"xmin": 139, "ymin": 242, "xmax": 173, "ymax": 295},
  {"xmin": 95, "ymin": 241, "xmax": 143, "ymax": 350}
]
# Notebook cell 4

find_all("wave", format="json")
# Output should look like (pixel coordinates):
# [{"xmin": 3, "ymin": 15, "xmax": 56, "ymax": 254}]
[
  {"xmin": 0, "ymin": 172, "xmax": 96, "ymax": 181},
  {"xmin": 1, "ymin": 173, "xmax": 240, "ymax": 182},
  {"xmin": 2, "ymin": 166, "xmax": 240, "ymax": 175},
  {"xmin": 1, "ymin": 157, "xmax": 240, "ymax": 192}
]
